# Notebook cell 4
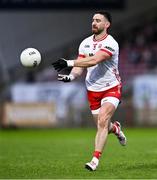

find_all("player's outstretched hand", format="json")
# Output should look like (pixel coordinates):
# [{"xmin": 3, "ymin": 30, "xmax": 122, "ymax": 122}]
[
  {"xmin": 52, "ymin": 58, "xmax": 68, "ymax": 72},
  {"xmin": 58, "ymin": 74, "xmax": 74, "ymax": 82}
]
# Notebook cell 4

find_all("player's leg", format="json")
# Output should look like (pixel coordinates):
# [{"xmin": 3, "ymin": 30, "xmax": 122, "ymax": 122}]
[
  {"xmin": 95, "ymin": 102, "xmax": 115, "ymax": 151},
  {"xmin": 85, "ymin": 89, "xmax": 126, "ymax": 171},
  {"xmin": 103, "ymin": 85, "xmax": 127, "ymax": 146},
  {"xmin": 92, "ymin": 108, "xmax": 126, "ymax": 147},
  {"xmin": 85, "ymin": 102, "xmax": 115, "ymax": 171},
  {"xmin": 93, "ymin": 113, "xmax": 106, "ymax": 149},
  {"xmin": 92, "ymin": 106, "xmax": 126, "ymax": 147}
]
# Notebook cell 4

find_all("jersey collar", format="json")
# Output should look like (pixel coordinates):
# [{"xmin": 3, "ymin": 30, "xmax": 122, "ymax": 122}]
[{"xmin": 93, "ymin": 34, "xmax": 108, "ymax": 42}]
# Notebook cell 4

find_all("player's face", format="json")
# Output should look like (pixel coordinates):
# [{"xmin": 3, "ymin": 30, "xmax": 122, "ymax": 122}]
[{"xmin": 92, "ymin": 14, "xmax": 110, "ymax": 35}]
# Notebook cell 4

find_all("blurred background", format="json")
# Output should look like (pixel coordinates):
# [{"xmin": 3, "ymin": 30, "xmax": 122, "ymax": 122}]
[{"xmin": 0, "ymin": 0, "xmax": 157, "ymax": 129}]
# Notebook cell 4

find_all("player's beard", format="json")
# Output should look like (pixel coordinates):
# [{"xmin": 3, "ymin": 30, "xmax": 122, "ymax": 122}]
[{"xmin": 92, "ymin": 26, "xmax": 104, "ymax": 35}]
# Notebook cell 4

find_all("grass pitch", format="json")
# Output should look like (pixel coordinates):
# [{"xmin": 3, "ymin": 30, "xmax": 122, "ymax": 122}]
[{"xmin": 0, "ymin": 128, "xmax": 157, "ymax": 179}]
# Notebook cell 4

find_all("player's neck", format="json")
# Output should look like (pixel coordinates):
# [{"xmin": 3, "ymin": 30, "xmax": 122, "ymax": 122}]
[{"xmin": 93, "ymin": 32, "xmax": 108, "ymax": 41}]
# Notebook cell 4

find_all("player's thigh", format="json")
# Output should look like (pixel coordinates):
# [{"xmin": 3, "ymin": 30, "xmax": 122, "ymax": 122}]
[{"xmin": 100, "ymin": 96, "xmax": 120, "ymax": 118}]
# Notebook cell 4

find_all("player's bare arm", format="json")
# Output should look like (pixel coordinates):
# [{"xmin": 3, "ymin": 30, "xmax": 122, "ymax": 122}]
[
  {"xmin": 52, "ymin": 50, "xmax": 111, "ymax": 72},
  {"xmin": 70, "ymin": 66, "xmax": 84, "ymax": 77},
  {"xmin": 73, "ymin": 51, "xmax": 111, "ymax": 67}
]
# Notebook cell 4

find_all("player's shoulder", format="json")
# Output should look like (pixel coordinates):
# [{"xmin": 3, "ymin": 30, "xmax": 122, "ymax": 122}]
[
  {"xmin": 106, "ymin": 34, "xmax": 119, "ymax": 46},
  {"xmin": 80, "ymin": 35, "xmax": 93, "ymax": 45}
]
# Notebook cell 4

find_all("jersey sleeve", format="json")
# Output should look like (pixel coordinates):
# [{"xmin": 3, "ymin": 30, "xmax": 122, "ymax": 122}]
[
  {"xmin": 78, "ymin": 40, "xmax": 86, "ymax": 58},
  {"xmin": 100, "ymin": 38, "xmax": 119, "ymax": 57}
]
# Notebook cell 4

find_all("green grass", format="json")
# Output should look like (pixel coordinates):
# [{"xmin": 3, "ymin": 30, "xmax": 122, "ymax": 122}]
[{"xmin": 0, "ymin": 128, "xmax": 157, "ymax": 179}]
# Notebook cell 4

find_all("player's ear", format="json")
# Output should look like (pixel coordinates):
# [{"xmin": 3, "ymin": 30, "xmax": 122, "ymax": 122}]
[{"xmin": 106, "ymin": 21, "xmax": 110, "ymax": 28}]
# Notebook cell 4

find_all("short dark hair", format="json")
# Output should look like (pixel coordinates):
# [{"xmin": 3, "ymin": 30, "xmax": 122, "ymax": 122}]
[{"xmin": 95, "ymin": 11, "xmax": 112, "ymax": 24}]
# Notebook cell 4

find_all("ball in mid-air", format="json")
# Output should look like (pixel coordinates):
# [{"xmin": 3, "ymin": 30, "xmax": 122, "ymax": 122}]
[{"xmin": 20, "ymin": 48, "xmax": 41, "ymax": 67}]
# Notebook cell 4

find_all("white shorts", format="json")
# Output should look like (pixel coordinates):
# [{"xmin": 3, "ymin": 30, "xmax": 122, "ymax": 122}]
[{"xmin": 91, "ymin": 96, "xmax": 120, "ymax": 114}]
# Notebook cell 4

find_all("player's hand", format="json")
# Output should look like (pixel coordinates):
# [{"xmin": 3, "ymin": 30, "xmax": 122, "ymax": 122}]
[
  {"xmin": 52, "ymin": 58, "xmax": 68, "ymax": 72},
  {"xmin": 58, "ymin": 74, "xmax": 74, "ymax": 82}
]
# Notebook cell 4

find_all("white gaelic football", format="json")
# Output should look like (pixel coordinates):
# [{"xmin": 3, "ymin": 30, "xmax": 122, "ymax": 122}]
[{"xmin": 20, "ymin": 48, "xmax": 41, "ymax": 67}]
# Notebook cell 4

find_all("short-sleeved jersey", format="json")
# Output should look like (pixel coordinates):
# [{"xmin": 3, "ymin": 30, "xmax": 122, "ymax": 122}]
[{"xmin": 78, "ymin": 34, "xmax": 121, "ymax": 92}]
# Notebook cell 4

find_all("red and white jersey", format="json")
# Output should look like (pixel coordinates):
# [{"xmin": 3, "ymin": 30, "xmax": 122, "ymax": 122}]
[{"xmin": 78, "ymin": 34, "xmax": 121, "ymax": 92}]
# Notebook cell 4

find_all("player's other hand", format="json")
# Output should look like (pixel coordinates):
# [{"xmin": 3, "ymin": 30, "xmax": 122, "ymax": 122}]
[
  {"xmin": 58, "ymin": 74, "xmax": 74, "ymax": 82},
  {"xmin": 52, "ymin": 58, "xmax": 68, "ymax": 72}
]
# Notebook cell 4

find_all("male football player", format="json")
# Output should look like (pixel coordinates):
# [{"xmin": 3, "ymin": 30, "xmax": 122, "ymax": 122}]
[{"xmin": 52, "ymin": 11, "xmax": 127, "ymax": 171}]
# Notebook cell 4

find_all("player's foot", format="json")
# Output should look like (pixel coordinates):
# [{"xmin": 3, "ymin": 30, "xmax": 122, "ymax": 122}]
[
  {"xmin": 114, "ymin": 121, "xmax": 127, "ymax": 146},
  {"xmin": 85, "ymin": 157, "xmax": 99, "ymax": 171}
]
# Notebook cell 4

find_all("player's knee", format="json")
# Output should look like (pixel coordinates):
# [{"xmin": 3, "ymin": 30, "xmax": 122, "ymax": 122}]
[
  {"xmin": 98, "ymin": 115, "xmax": 109, "ymax": 129},
  {"xmin": 98, "ymin": 104, "xmax": 115, "ymax": 129}
]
